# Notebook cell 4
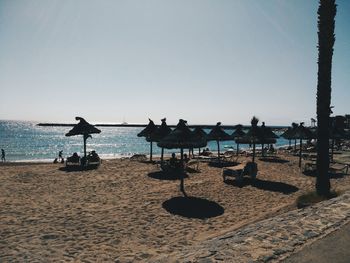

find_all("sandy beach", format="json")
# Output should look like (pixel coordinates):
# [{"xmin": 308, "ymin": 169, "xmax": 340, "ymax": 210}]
[{"xmin": 1, "ymin": 152, "xmax": 350, "ymax": 262}]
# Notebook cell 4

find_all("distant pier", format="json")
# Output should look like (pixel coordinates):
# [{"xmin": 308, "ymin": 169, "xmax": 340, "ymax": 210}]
[{"xmin": 37, "ymin": 123, "xmax": 288, "ymax": 131}]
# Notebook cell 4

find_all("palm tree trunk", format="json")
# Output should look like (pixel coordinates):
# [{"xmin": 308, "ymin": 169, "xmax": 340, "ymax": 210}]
[
  {"xmin": 315, "ymin": 0, "xmax": 336, "ymax": 196},
  {"xmin": 299, "ymin": 139, "xmax": 302, "ymax": 168},
  {"xmin": 252, "ymin": 142, "xmax": 256, "ymax": 163},
  {"xmin": 161, "ymin": 147, "xmax": 164, "ymax": 164},
  {"xmin": 217, "ymin": 140, "xmax": 220, "ymax": 160},
  {"xmin": 331, "ymin": 138, "xmax": 334, "ymax": 162}
]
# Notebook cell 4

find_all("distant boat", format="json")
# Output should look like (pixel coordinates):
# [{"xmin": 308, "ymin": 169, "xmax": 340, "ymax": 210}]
[{"xmin": 122, "ymin": 121, "xmax": 128, "ymax": 125}]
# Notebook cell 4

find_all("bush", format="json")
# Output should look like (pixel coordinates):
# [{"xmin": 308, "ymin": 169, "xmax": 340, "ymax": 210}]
[{"xmin": 297, "ymin": 190, "xmax": 339, "ymax": 208}]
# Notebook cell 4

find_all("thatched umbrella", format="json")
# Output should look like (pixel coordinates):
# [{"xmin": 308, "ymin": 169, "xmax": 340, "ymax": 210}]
[
  {"xmin": 293, "ymin": 123, "xmax": 315, "ymax": 167},
  {"xmin": 192, "ymin": 126, "xmax": 208, "ymax": 155},
  {"xmin": 259, "ymin": 122, "xmax": 279, "ymax": 156},
  {"xmin": 158, "ymin": 119, "xmax": 206, "ymax": 158},
  {"xmin": 65, "ymin": 117, "xmax": 101, "ymax": 162},
  {"xmin": 158, "ymin": 119, "xmax": 206, "ymax": 195},
  {"xmin": 329, "ymin": 116, "xmax": 349, "ymax": 162},
  {"xmin": 137, "ymin": 119, "xmax": 157, "ymax": 162},
  {"xmin": 231, "ymin": 124, "xmax": 245, "ymax": 155},
  {"xmin": 207, "ymin": 122, "xmax": 232, "ymax": 159},
  {"xmin": 235, "ymin": 116, "xmax": 262, "ymax": 163},
  {"xmin": 281, "ymin": 127, "xmax": 294, "ymax": 148},
  {"xmin": 153, "ymin": 118, "xmax": 172, "ymax": 163}
]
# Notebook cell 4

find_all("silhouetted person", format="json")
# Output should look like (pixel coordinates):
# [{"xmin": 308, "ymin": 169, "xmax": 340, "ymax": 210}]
[
  {"xmin": 169, "ymin": 153, "xmax": 177, "ymax": 168},
  {"xmin": 58, "ymin": 150, "xmax": 63, "ymax": 161},
  {"xmin": 1, "ymin": 149, "xmax": 5, "ymax": 162}
]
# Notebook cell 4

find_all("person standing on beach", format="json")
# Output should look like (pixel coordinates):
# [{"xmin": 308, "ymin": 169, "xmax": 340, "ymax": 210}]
[
  {"xmin": 58, "ymin": 150, "xmax": 63, "ymax": 162},
  {"xmin": 1, "ymin": 149, "xmax": 5, "ymax": 162}
]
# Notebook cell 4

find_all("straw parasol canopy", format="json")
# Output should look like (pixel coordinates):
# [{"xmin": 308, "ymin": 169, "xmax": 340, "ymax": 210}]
[
  {"xmin": 282, "ymin": 122, "xmax": 299, "ymax": 150},
  {"xmin": 65, "ymin": 117, "xmax": 101, "ymax": 160},
  {"xmin": 235, "ymin": 116, "xmax": 262, "ymax": 163},
  {"xmin": 259, "ymin": 122, "xmax": 278, "ymax": 156},
  {"xmin": 152, "ymin": 118, "xmax": 172, "ymax": 162},
  {"xmin": 158, "ymin": 119, "xmax": 206, "ymax": 154},
  {"xmin": 231, "ymin": 124, "xmax": 245, "ymax": 155},
  {"xmin": 137, "ymin": 119, "xmax": 158, "ymax": 161},
  {"xmin": 292, "ymin": 122, "xmax": 315, "ymax": 167},
  {"xmin": 153, "ymin": 118, "xmax": 172, "ymax": 142},
  {"xmin": 207, "ymin": 122, "xmax": 232, "ymax": 158},
  {"xmin": 137, "ymin": 118, "xmax": 157, "ymax": 138},
  {"xmin": 192, "ymin": 127, "xmax": 208, "ymax": 154}
]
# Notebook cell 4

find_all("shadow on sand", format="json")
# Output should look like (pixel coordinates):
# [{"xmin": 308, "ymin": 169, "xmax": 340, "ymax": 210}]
[
  {"xmin": 208, "ymin": 161, "xmax": 239, "ymax": 168},
  {"xmin": 224, "ymin": 177, "xmax": 299, "ymax": 194},
  {"xmin": 162, "ymin": 196, "xmax": 224, "ymax": 219},
  {"xmin": 147, "ymin": 171, "xmax": 189, "ymax": 181},
  {"xmin": 59, "ymin": 165, "xmax": 99, "ymax": 172},
  {"xmin": 259, "ymin": 157, "xmax": 289, "ymax": 164},
  {"xmin": 302, "ymin": 169, "xmax": 345, "ymax": 179}
]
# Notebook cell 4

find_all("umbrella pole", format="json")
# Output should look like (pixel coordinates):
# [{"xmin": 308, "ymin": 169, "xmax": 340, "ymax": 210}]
[
  {"xmin": 252, "ymin": 142, "xmax": 256, "ymax": 163},
  {"xmin": 289, "ymin": 139, "xmax": 291, "ymax": 147},
  {"xmin": 83, "ymin": 134, "xmax": 87, "ymax": 159},
  {"xmin": 217, "ymin": 140, "xmax": 220, "ymax": 160},
  {"xmin": 150, "ymin": 141, "xmax": 153, "ymax": 162},
  {"xmin": 262, "ymin": 143, "xmax": 264, "ymax": 157},
  {"xmin": 161, "ymin": 147, "xmax": 164, "ymax": 164},
  {"xmin": 299, "ymin": 139, "xmax": 302, "ymax": 168},
  {"xmin": 331, "ymin": 138, "xmax": 334, "ymax": 163},
  {"xmin": 236, "ymin": 143, "xmax": 239, "ymax": 155},
  {"xmin": 294, "ymin": 139, "xmax": 297, "ymax": 151}
]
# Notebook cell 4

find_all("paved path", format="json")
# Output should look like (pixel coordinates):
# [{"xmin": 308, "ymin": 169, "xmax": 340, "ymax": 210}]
[
  {"xmin": 283, "ymin": 221, "xmax": 350, "ymax": 263},
  {"xmin": 156, "ymin": 191, "xmax": 350, "ymax": 262}
]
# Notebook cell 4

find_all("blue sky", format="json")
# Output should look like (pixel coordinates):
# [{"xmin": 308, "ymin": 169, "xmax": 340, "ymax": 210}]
[{"xmin": 0, "ymin": 0, "xmax": 349, "ymax": 126}]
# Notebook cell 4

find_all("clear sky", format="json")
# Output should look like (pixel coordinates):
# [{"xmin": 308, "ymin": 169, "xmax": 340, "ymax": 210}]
[{"xmin": 0, "ymin": 0, "xmax": 349, "ymax": 126}]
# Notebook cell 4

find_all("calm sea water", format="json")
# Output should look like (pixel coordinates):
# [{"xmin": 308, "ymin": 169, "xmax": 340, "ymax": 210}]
[{"xmin": 0, "ymin": 120, "xmax": 290, "ymax": 162}]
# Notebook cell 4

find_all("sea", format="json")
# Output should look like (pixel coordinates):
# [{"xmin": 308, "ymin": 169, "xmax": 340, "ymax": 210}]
[{"xmin": 0, "ymin": 120, "xmax": 290, "ymax": 162}]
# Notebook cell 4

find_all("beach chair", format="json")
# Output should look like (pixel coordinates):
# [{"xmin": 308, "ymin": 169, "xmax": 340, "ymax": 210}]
[
  {"xmin": 66, "ymin": 153, "xmax": 81, "ymax": 167},
  {"xmin": 86, "ymin": 151, "xmax": 101, "ymax": 167},
  {"xmin": 186, "ymin": 158, "xmax": 200, "ymax": 172},
  {"xmin": 330, "ymin": 163, "xmax": 349, "ymax": 175},
  {"xmin": 222, "ymin": 162, "xmax": 258, "ymax": 183}
]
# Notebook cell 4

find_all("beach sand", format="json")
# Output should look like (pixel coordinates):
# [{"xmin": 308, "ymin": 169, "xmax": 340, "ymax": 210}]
[{"xmin": 1, "ymin": 152, "xmax": 350, "ymax": 262}]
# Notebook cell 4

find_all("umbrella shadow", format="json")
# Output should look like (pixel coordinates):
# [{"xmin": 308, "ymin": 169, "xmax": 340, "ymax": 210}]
[
  {"xmin": 224, "ymin": 178, "xmax": 299, "ymax": 194},
  {"xmin": 259, "ymin": 157, "xmax": 289, "ymax": 163},
  {"xmin": 59, "ymin": 165, "xmax": 99, "ymax": 172},
  {"xmin": 209, "ymin": 160, "xmax": 239, "ymax": 168},
  {"xmin": 162, "ymin": 196, "xmax": 224, "ymax": 219},
  {"xmin": 302, "ymin": 169, "xmax": 345, "ymax": 179},
  {"xmin": 147, "ymin": 171, "xmax": 189, "ymax": 181}
]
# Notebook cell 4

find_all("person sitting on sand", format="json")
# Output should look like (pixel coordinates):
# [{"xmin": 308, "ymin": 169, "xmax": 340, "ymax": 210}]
[
  {"xmin": 169, "ymin": 153, "xmax": 177, "ymax": 168},
  {"xmin": 67, "ymin": 152, "xmax": 80, "ymax": 163},
  {"xmin": 268, "ymin": 144, "xmax": 275, "ymax": 154},
  {"xmin": 88, "ymin": 150, "xmax": 100, "ymax": 162},
  {"xmin": 183, "ymin": 153, "xmax": 189, "ymax": 163},
  {"xmin": 1, "ymin": 149, "xmax": 5, "ymax": 162},
  {"xmin": 201, "ymin": 148, "xmax": 212, "ymax": 156}
]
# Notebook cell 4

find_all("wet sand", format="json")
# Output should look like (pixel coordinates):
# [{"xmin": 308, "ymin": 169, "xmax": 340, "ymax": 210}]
[{"xmin": 1, "ymin": 152, "xmax": 350, "ymax": 262}]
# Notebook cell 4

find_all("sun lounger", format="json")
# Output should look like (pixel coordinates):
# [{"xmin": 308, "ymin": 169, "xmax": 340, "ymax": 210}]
[
  {"xmin": 330, "ymin": 163, "xmax": 349, "ymax": 174},
  {"xmin": 66, "ymin": 154, "xmax": 81, "ymax": 167},
  {"xmin": 222, "ymin": 162, "xmax": 258, "ymax": 183},
  {"xmin": 86, "ymin": 151, "xmax": 101, "ymax": 167},
  {"xmin": 186, "ymin": 158, "xmax": 200, "ymax": 172}
]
